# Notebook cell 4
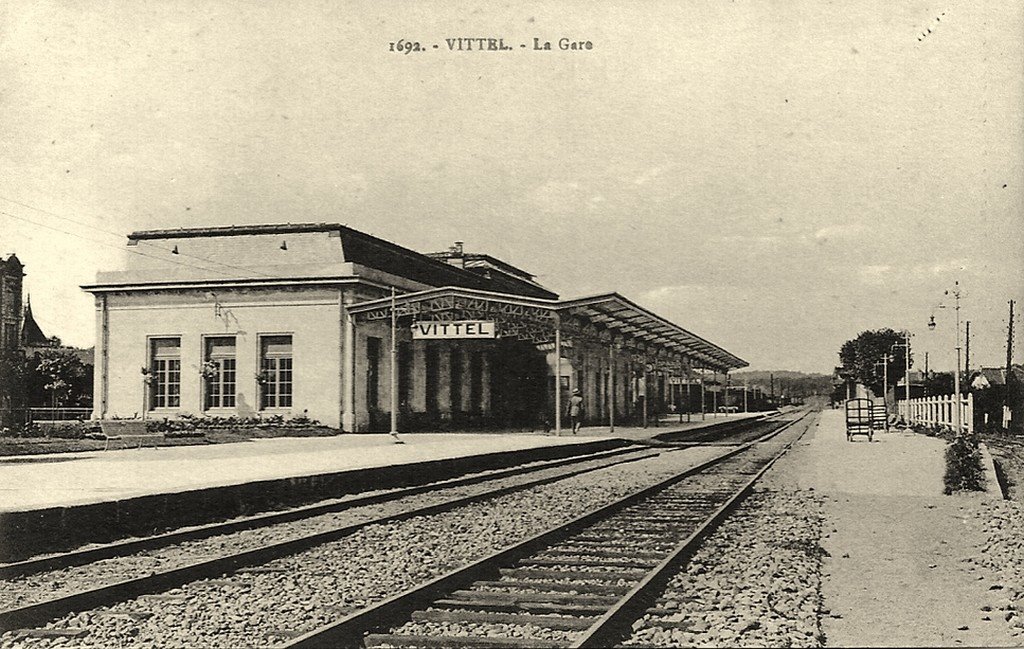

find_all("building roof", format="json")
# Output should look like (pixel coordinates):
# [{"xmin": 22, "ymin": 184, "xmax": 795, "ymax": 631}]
[
  {"xmin": 21, "ymin": 296, "xmax": 48, "ymax": 346},
  {"xmin": 115, "ymin": 223, "xmax": 557, "ymax": 300},
  {"xmin": 970, "ymin": 367, "xmax": 1007, "ymax": 389},
  {"xmin": 557, "ymin": 293, "xmax": 747, "ymax": 371},
  {"xmin": 346, "ymin": 286, "xmax": 746, "ymax": 373},
  {"xmin": 425, "ymin": 249, "xmax": 558, "ymax": 301},
  {"xmin": 1, "ymin": 253, "xmax": 23, "ymax": 272}
]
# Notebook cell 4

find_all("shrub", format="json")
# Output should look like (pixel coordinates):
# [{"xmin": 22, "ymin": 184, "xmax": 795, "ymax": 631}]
[
  {"xmin": 142, "ymin": 413, "xmax": 321, "ymax": 431},
  {"xmin": 35, "ymin": 420, "xmax": 101, "ymax": 439},
  {"xmin": 943, "ymin": 432, "xmax": 986, "ymax": 494}
]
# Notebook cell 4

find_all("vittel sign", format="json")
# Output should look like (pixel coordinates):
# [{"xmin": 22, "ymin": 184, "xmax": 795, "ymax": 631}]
[{"xmin": 412, "ymin": 321, "xmax": 497, "ymax": 339}]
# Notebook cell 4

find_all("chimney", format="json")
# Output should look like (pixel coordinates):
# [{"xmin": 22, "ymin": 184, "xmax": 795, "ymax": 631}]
[{"xmin": 445, "ymin": 241, "xmax": 466, "ymax": 268}]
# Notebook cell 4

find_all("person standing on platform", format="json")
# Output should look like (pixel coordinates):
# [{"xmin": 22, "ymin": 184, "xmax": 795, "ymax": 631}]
[{"xmin": 568, "ymin": 388, "xmax": 584, "ymax": 434}]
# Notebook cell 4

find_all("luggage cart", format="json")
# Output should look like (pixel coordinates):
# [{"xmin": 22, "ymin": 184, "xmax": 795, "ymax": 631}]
[
  {"xmin": 845, "ymin": 398, "xmax": 874, "ymax": 442},
  {"xmin": 871, "ymin": 403, "xmax": 888, "ymax": 432}
]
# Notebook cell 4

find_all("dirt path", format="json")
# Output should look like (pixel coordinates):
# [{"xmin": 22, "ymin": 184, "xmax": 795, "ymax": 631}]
[{"xmin": 768, "ymin": 410, "xmax": 1015, "ymax": 647}]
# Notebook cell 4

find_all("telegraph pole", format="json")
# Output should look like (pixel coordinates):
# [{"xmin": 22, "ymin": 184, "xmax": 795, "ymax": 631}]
[
  {"xmin": 965, "ymin": 321, "xmax": 971, "ymax": 377},
  {"xmin": 1008, "ymin": 300, "xmax": 1016, "ymax": 373},
  {"xmin": 952, "ymin": 283, "xmax": 962, "ymax": 433}
]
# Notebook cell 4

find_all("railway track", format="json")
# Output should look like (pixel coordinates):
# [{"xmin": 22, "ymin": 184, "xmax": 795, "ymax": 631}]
[
  {"xmin": 0, "ymin": 413, "xmax": 798, "ymax": 646},
  {"xmin": 283, "ymin": 411, "xmax": 814, "ymax": 649}
]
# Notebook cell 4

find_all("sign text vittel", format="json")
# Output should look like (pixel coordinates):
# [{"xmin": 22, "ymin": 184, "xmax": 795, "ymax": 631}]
[{"xmin": 411, "ymin": 321, "xmax": 497, "ymax": 339}]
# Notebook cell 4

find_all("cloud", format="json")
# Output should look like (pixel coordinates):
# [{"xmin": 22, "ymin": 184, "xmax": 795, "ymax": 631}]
[
  {"xmin": 332, "ymin": 173, "xmax": 368, "ymax": 201},
  {"xmin": 813, "ymin": 223, "xmax": 868, "ymax": 241},
  {"xmin": 641, "ymin": 283, "xmax": 714, "ymax": 302},
  {"xmin": 858, "ymin": 264, "xmax": 892, "ymax": 285},
  {"xmin": 530, "ymin": 180, "xmax": 583, "ymax": 215},
  {"xmin": 633, "ymin": 165, "xmax": 671, "ymax": 186}
]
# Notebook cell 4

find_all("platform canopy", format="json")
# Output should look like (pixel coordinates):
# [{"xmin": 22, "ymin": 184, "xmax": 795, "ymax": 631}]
[
  {"xmin": 346, "ymin": 286, "xmax": 746, "ymax": 373},
  {"xmin": 557, "ymin": 293, "xmax": 747, "ymax": 372}
]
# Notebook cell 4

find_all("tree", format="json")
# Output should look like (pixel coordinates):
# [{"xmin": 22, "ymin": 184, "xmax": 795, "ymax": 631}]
[
  {"xmin": 923, "ymin": 371, "xmax": 954, "ymax": 396},
  {"xmin": 0, "ymin": 349, "xmax": 28, "ymax": 429},
  {"xmin": 25, "ymin": 349, "xmax": 90, "ymax": 408},
  {"xmin": 838, "ymin": 328, "xmax": 912, "ymax": 397}
]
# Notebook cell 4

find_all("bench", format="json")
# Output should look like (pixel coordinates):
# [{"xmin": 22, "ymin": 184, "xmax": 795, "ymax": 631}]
[{"xmin": 99, "ymin": 420, "xmax": 164, "ymax": 451}]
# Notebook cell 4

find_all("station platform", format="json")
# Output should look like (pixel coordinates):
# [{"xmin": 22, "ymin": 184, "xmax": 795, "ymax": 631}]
[
  {"xmin": 0, "ymin": 412, "xmax": 765, "ymax": 562},
  {"xmin": 0, "ymin": 411, "xmax": 762, "ymax": 513},
  {"xmin": 767, "ymin": 409, "xmax": 1008, "ymax": 648}
]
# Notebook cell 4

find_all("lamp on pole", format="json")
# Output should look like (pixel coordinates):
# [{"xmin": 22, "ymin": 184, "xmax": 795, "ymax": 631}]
[
  {"xmin": 890, "ymin": 333, "xmax": 912, "ymax": 424},
  {"xmin": 874, "ymin": 354, "xmax": 892, "ymax": 431},
  {"xmin": 389, "ymin": 287, "xmax": 403, "ymax": 444},
  {"xmin": 928, "ymin": 281, "xmax": 963, "ymax": 433}
]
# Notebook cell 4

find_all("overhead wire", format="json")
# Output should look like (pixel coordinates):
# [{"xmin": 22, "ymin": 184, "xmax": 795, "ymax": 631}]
[
  {"xmin": 0, "ymin": 194, "xmax": 278, "ymax": 279},
  {"xmin": 2, "ymin": 210, "xmax": 244, "ymax": 278}
]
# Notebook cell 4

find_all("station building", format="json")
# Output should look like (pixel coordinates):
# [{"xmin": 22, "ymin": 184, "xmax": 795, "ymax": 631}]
[{"xmin": 82, "ymin": 223, "xmax": 747, "ymax": 432}]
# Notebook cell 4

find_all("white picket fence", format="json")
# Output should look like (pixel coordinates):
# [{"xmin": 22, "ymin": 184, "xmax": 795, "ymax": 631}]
[{"xmin": 898, "ymin": 393, "xmax": 974, "ymax": 434}]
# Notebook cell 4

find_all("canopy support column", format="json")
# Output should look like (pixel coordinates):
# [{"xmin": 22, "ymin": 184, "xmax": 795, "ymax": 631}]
[
  {"xmin": 608, "ymin": 343, "xmax": 615, "ymax": 433},
  {"xmin": 554, "ymin": 316, "xmax": 562, "ymax": 436},
  {"xmin": 342, "ymin": 301, "xmax": 356, "ymax": 432},
  {"xmin": 389, "ymin": 287, "xmax": 402, "ymax": 442}
]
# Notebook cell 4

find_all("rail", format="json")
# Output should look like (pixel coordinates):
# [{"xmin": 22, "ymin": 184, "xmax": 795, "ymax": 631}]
[{"xmin": 284, "ymin": 412, "xmax": 811, "ymax": 648}]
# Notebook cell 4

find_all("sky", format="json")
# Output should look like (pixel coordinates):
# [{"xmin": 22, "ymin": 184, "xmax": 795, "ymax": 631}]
[{"xmin": 1, "ymin": 0, "xmax": 1021, "ymax": 374}]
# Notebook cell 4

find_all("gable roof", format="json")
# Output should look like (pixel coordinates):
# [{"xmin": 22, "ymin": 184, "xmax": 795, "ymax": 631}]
[{"xmin": 21, "ymin": 296, "xmax": 48, "ymax": 346}]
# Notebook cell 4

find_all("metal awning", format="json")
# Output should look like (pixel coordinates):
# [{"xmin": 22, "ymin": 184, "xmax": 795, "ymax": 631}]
[
  {"xmin": 557, "ymin": 293, "xmax": 747, "ymax": 372},
  {"xmin": 346, "ymin": 286, "xmax": 746, "ymax": 372}
]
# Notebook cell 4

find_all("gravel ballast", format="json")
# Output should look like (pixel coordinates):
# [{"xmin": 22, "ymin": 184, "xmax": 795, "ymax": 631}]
[
  {"xmin": 1, "ymin": 446, "xmax": 729, "ymax": 648},
  {"xmin": 966, "ymin": 498, "xmax": 1024, "ymax": 639},
  {"xmin": 0, "ymin": 449, "xmax": 662, "ymax": 611},
  {"xmin": 624, "ymin": 488, "xmax": 827, "ymax": 648}
]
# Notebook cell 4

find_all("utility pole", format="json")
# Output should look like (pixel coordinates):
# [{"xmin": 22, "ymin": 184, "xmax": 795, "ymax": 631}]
[
  {"xmin": 1008, "ymin": 300, "xmax": 1016, "ymax": 373},
  {"xmin": 965, "ymin": 320, "xmax": 971, "ymax": 377}
]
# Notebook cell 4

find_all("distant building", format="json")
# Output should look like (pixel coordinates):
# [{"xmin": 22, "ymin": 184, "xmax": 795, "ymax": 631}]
[
  {"xmin": 21, "ymin": 296, "xmax": 55, "ymax": 353},
  {"xmin": 82, "ymin": 223, "xmax": 747, "ymax": 430},
  {"xmin": 0, "ymin": 254, "xmax": 24, "ymax": 350}
]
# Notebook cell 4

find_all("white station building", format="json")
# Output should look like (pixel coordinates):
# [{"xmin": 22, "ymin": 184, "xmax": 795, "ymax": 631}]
[{"xmin": 83, "ymin": 223, "xmax": 746, "ymax": 432}]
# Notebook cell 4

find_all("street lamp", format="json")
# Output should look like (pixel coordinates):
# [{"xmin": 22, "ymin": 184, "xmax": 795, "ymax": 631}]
[
  {"xmin": 874, "ymin": 354, "xmax": 890, "ymax": 411},
  {"xmin": 890, "ymin": 334, "xmax": 912, "ymax": 423},
  {"xmin": 928, "ymin": 281, "xmax": 963, "ymax": 433}
]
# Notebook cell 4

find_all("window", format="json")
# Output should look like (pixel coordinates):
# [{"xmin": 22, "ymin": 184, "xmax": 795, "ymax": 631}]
[
  {"xmin": 203, "ymin": 337, "xmax": 236, "ymax": 409},
  {"xmin": 425, "ymin": 345, "xmax": 439, "ymax": 414},
  {"xmin": 449, "ymin": 348, "xmax": 462, "ymax": 412},
  {"xmin": 366, "ymin": 336, "xmax": 381, "ymax": 410},
  {"xmin": 260, "ymin": 335, "xmax": 293, "ymax": 409},
  {"xmin": 150, "ymin": 337, "xmax": 181, "ymax": 409},
  {"xmin": 3, "ymin": 323, "xmax": 15, "ymax": 349},
  {"xmin": 469, "ymin": 350, "xmax": 483, "ymax": 414},
  {"xmin": 398, "ymin": 342, "xmax": 412, "ymax": 409}
]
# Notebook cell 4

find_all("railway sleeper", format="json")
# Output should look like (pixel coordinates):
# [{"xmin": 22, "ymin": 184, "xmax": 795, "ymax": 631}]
[
  {"xmin": 476, "ymin": 579, "xmax": 630, "ymax": 595},
  {"xmin": 554, "ymin": 538, "xmax": 674, "ymax": 550},
  {"xmin": 432, "ymin": 597, "xmax": 608, "ymax": 616},
  {"xmin": 364, "ymin": 632, "xmax": 567, "ymax": 648},
  {"xmin": 585, "ymin": 524, "xmax": 689, "ymax": 536},
  {"xmin": 567, "ymin": 534, "xmax": 674, "ymax": 546},
  {"xmin": 12, "ymin": 627, "xmax": 89, "ymax": 639},
  {"xmin": 411, "ymin": 608, "xmax": 595, "ymax": 630},
  {"xmin": 520, "ymin": 557, "xmax": 659, "ymax": 570},
  {"xmin": 540, "ymin": 546, "xmax": 665, "ymax": 560},
  {"xmin": 499, "ymin": 567, "xmax": 643, "ymax": 581},
  {"xmin": 92, "ymin": 610, "xmax": 153, "ymax": 622},
  {"xmin": 450, "ymin": 590, "xmax": 621, "ymax": 606},
  {"xmin": 608, "ymin": 513, "xmax": 703, "ymax": 523}
]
